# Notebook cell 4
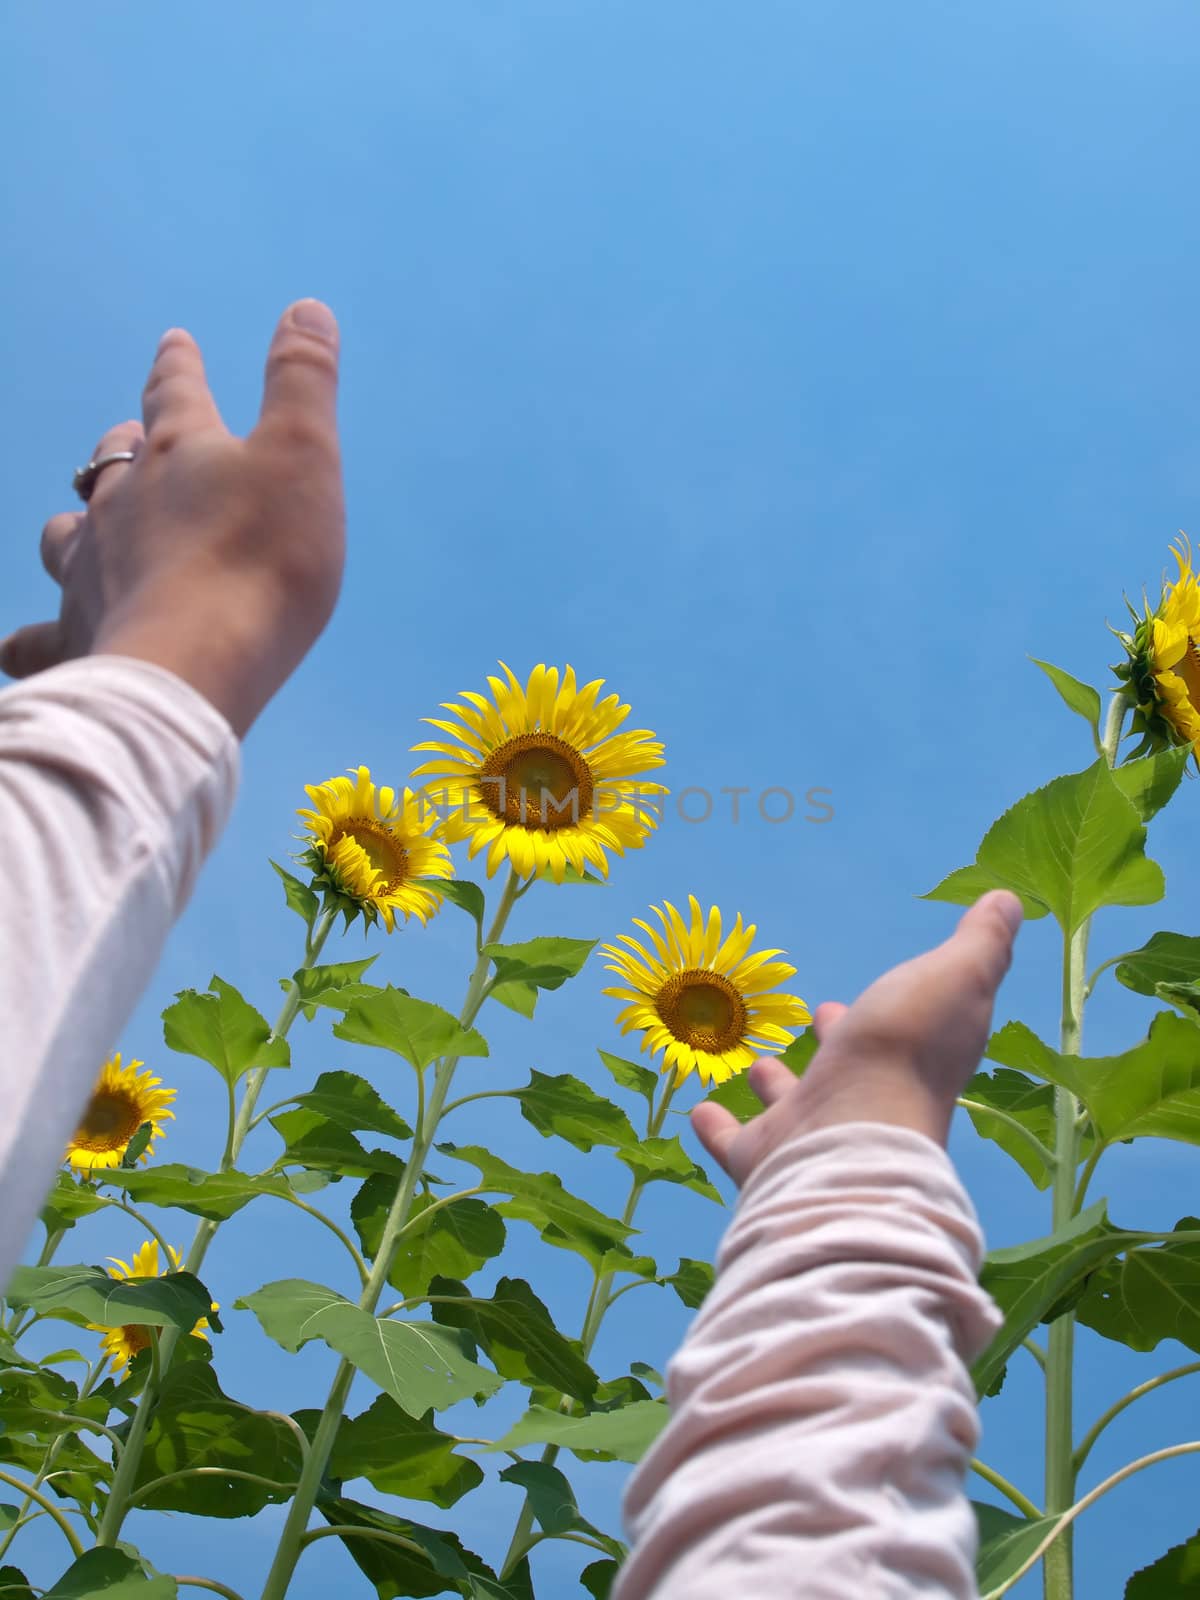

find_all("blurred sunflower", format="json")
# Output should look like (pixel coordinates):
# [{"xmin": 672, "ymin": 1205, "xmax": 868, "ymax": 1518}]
[
  {"xmin": 411, "ymin": 663, "xmax": 667, "ymax": 881},
  {"xmin": 1115, "ymin": 536, "xmax": 1200, "ymax": 757},
  {"xmin": 298, "ymin": 766, "xmax": 452, "ymax": 930},
  {"xmin": 66, "ymin": 1055, "xmax": 175, "ymax": 1176},
  {"xmin": 89, "ymin": 1240, "xmax": 216, "ymax": 1376},
  {"xmin": 601, "ymin": 896, "xmax": 810, "ymax": 1086}
]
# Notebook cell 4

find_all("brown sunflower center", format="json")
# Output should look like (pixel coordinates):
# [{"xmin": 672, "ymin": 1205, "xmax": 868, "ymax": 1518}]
[
  {"xmin": 478, "ymin": 734, "xmax": 594, "ymax": 830},
  {"xmin": 119, "ymin": 1326, "xmax": 152, "ymax": 1361},
  {"xmin": 332, "ymin": 818, "xmax": 409, "ymax": 891},
  {"xmin": 75, "ymin": 1091, "xmax": 143, "ymax": 1153},
  {"xmin": 655, "ymin": 970, "xmax": 748, "ymax": 1054}
]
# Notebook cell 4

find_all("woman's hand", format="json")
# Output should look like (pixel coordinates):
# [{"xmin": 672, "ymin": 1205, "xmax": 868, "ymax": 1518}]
[
  {"xmin": 693, "ymin": 889, "xmax": 1024, "ymax": 1185},
  {"xmin": 1, "ymin": 299, "xmax": 346, "ymax": 737}
]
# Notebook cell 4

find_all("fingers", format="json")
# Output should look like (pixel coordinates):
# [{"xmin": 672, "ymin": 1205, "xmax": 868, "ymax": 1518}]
[
  {"xmin": 85, "ymin": 420, "xmax": 144, "ymax": 507},
  {"xmin": 256, "ymin": 299, "xmax": 341, "ymax": 442},
  {"xmin": 812, "ymin": 1000, "xmax": 849, "ymax": 1043},
  {"xmin": 141, "ymin": 329, "xmax": 224, "ymax": 443},
  {"xmin": 949, "ymin": 890, "xmax": 1024, "ymax": 992},
  {"xmin": 747, "ymin": 1056, "xmax": 797, "ymax": 1107},
  {"xmin": 0, "ymin": 621, "xmax": 66, "ymax": 679},
  {"xmin": 690, "ymin": 1101, "xmax": 742, "ymax": 1177},
  {"xmin": 40, "ymin": 512, "xmax": 85, "ymax": 583}
]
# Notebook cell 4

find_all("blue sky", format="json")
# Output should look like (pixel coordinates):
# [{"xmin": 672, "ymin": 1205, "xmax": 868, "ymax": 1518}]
[{"xmin": 4, "ymin": 2, "xmax": 1200, "ymax": 1595}]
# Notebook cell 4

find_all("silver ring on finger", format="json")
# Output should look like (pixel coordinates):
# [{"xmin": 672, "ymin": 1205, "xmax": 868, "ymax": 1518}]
[{"xmin": 72, "ymin": 450, "xmax": 138, "ymax": 504}]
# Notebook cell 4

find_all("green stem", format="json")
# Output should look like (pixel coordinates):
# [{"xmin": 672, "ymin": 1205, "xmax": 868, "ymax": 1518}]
[
  {"xmin": 0, "ymin": 1468, "xmax": 84, "ymax": 1557},
  {"xmin": 1074, "ymin": 1361, "xmax": 1200, "ymax": 1473},
  {"xmin": 296, "ymin": 1526, "xmax": 429, "ymax": 1558},
  {"xmin": 95, "ymin": 905, "xmax": 337, "ymax": 1548},
  {"xmin": 274, "ymin": 1191, "xmax": 369, "ymax": 1286},
  {"xmin": 499, "ymin": 1071, "xmax": 679, "ymax": 1580},
  {"xmin": 129, "ymin": 1467, "xmax": 296, "ymax": 1507},
  {"xmin": 984, "ymin": 1440, "xmax": 1200, "ymax": 1600},
  {"xmin": 1042, "ymin": 689, "xmax": 1126, "ymax": 1599},
  {"xmin": 1072, "ymin": 1142, "xmax": 1105, "ymax": 1213},
  {"xmin": 971, "ymin": 1457, "xmax": 1044, "ymax": 1520},
  {"xmin": 258, "ymin": 868, "xmax": 524, "ymax": 1600},
  {"xmin": 96, "ymin": 1195, "xmax": 174, "ymax": 1265}
]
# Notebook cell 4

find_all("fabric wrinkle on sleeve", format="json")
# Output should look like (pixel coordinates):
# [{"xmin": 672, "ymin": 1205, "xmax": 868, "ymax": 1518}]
[
  {"xmin": 615, "ymin": 1122, "xmax": 1002, "ymax": 1600},
  {"xmin": 0, "ymin": 656, "xmax": 238, "ymax": 1286}
]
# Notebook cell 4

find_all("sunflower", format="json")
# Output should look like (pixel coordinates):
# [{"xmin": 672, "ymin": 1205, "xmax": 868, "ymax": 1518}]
[
  {"xmin": 1115, "ymin": 537, "xmax": 1200, "ymax": 756},
  {"xmin": 411, "ymin": 663, "xmax": 667, "ymax": 882},
  {"xmin": 66, "ymin": 1055, "xmax": 175, "ymax": 1176},
  {"xmin": 601, "ymin": 896, "xmax": 810, "ymax": 1087},
  {"xmin": 298, "ymin": 766, "xmax": 452, "ymax": 930},
  {"xmin": 89, "ymin": 1240, "xmax": 216, "ymax": 1376}
]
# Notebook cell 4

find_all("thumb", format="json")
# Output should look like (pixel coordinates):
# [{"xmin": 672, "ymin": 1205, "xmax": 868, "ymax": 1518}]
[
  {"xmin": 0, "ymin": 621, "xmax": 66, "ymax": 679},
  {"xmin": 257, "ymin": 299, "xmax": 341, "ymax": 442}
]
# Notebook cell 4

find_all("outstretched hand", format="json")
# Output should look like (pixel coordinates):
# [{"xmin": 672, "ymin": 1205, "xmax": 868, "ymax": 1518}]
[
  {"xmin": 0, "ymin": 300, "xmax": 346, "ymax": 737},
  {"xmin": 692, "ymin": 890, "xmax": 1024, "ymax": 1187}
]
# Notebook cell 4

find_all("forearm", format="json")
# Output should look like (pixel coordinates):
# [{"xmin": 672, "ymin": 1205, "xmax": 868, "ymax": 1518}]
[
  {"xmin": 0, "ymin": 656, "xmax": 238, "ymax": 1284},
  {"xmin": 616, "ymin": 1123, "xmax": 1001, "ymax": 1600}
]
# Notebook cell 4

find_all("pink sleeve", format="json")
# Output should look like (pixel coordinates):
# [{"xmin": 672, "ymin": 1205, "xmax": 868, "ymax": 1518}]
[
  {"xmin": 0, "ymin": 657, "xmax": 239, "ymax": 1287},
  {"xmin": 615, "ymin": 1123, "xmax": 1003, "ymax": 1600}
]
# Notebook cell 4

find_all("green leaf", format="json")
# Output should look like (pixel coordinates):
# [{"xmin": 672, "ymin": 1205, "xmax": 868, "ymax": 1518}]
[
  {"xmin": 6, "ymin": 1265, "xmax": 213, "ymax": 1334},
  {"xmin": 313, "ymin": 1495, "xmax": 533, "ymax": 1600},
  {"xmin": 489, "ymin": 979, "xmax": 539, "ymax": 1018},
  {"xmin": 973, "ymin": 1203, "xmax": 1135, "ymax": 1395},
  {"xmin": 973, "ymin": 1502, "xmax": 1059, "ymax": 1592},
  {"xmin": 0, "ymin": 1430, "xmax": 109, "ymax": 1511},
  {"xmin": 484, "ymin": 937, "xmax": 597, "ymax": 992},
  {"xmin": 115, "ymin": 1164, "xmax": 294, "ymax": 1222},
  {"xmin": 310, "ymin": 1392, "xmax": 483, "ymax": 1508},
  {"xmin": 1117, "ymin": 931, "xmax": 1200, "ymax": 992},
  {"xmin": 1030, "ymin": 659, "xmax": 1102, "ymax": 750},
  {"xmin": 704, "ymin": 1029, "xmax": 818, "ymax": 1122},
  {"xmin": 663, "ymin": 1257, "xmax": 715, "ymax": 1309},
  {"xmin": 270, "ymin": 1111, "xmax": 407, "ymax": 1179},
  {"xmin": 499, "ymin": 1461, "xmax": 622, "ymax": 1556},
  {"xmin": 580, "ymin": 1562, "xmax": 620, "ymax": 1600},
  {"xmin": 617, "ymin": 1136, "xmax": 721, "ymax": 1202},
  {"xmin": 438, "ymin": 1146, "xmax": 634, "ymax": 1268},
  {"xmin": 924, "ymin": 761, "xmax": 1164, "ymax": 934},
  {"xmin": 285, "ymin": 1070, "xmax": 413, "ymax": 1141},
  {"xmin": 353, "ymin": 1182, "xmax": 507, "ymax": 1296},
  {"xmin": 236, "ymin": 1280, "xmax": 503, "ymax": 1412},
  {"xmin": 429, "ymin": 878, "xmax": 486, "ymax": 934},
  {"xmin": 514, "ymin": 1072, "xmax": 638, "ymax": 1153},
  {"xmin": 597, "ymin": 1051, "xmax": 658, "ymax": 1109},
  {"xmin": 0, "ymin": 1367, "xmax": 109, "ymax": 1434},
  {"xmin": 119, "ymin": 1124, "xmax": 153, "ymax": 1171},
  {"xmin": 334, "ymin": 988, "xmax": 488, "ymax": 1071},
  {"xmin": 162, "ymin": 977, "xmax": 288, "ymax": 1084},
  {"xmin": 42, "ymin": 1550, "xmax": 176, "ymax": 1599},
  {"xmin": 989, "ymin": 1013, "xmax": 1200, "ymax": 1148},
  {"xmin": 961, "ymin": 1068, "xmax": 1076, "ymax": 1189},
  {"xmin": 427, "ymin": 1277, "xmax": 597, "ymax": 1402},
  {"xmin": 283, "ymin": 957, "xmax": 380, "ymax": 1020},
  {"xmin": 40, "ymin": 1173, "xmax": 108, "ymax": 1234},
  {"xmin": 270, "ymin": 860, "xmax": 319, "ymax": 930},
  {"xmin": 536, "ymin": 863, "xmax": 605, "ymax": 886},
  {"xmin": 484, "ymin": 1400, "xmax": 669, "ymax": 1463},
  {"xmin": 1110, "ymin": 745, "xmax": 1191, "ymax": 823},
  {"xmin": 0, "ymin": 1566, "xmax": 34, "ymax": 1600},
  {"xmin": 1124, "ymin": 1525, "xmax": 1200, "ymax": 1595},
  {"xmin": 129, "ymin": 1361, "xmax": 302, "ymax": 1517},
  {"xmin": 1076, "ymin": 1217, "xmax": 1200, "ymax": 1354}
]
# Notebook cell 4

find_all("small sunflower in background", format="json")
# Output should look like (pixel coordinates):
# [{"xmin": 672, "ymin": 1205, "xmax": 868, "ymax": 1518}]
[
  {"xmin": 601, "ymin": 896, "xmax": 810, "ymax": 1086},
  {"xmin": 298, "ymin": 766, "xmax": 453, "ymax": 930},
  {"xmin": 66, "ymin": 1055, "xmax": 175, "ymax": 1176},
  {"xmin": 1115, "ymin": 536, "xmax": 1200, "ymax": 758},
  {"xmin": 89, "ymin": 1241, "xmax": 216, "ymax": 1376},
  {"xmin": 411, "ymin": 662, "xmax": 667, "ymax": 881}
]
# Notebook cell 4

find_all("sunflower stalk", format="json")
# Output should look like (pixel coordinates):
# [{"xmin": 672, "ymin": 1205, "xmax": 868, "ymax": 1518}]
[
  {"xmin": 257, "ymin": 867, "xmax": 525, "ymax": 1600},
  {"xmin": 1042, "ymin": 688, "xmax": 1127, "ymax": 1600},
  {"xmin": 499, "ymin": 1070, "xmax": 679, "ymax": 1581},
  {"xmin": 94, "ymin": 905, "xmax": 337, "ymax": 1548}
]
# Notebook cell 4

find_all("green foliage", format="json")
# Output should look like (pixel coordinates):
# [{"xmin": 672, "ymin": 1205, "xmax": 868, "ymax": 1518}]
[
  {"xmin": 426, "ymin": 1276, "xmax": 597, "ymax": 1401},
  {"xmin": 235, "ymin": 1280, "xmax": 503, "ymax": 1412},
  {"xmin": 163, "ymin": 977, "xmax": 289, "ymax": 1083},
  {"xmin": 303, "ymin": 1393, "xmax": 483, "ymax": 1508},
  {"xmin": 6, "ymin": 1266, "xmax": 214, "ymax": 1334},
  {"xmin": 962, "ymin": 1068, "xmax": 1078, "ymax": 1188},
  {"xmin": 1031, "ymin": 658, "xmax": 1103, "ymax": 750},
  {"xmin": 41, "ymin": 1550, "xmax": 175, "ymax": 1599},
  {"xmin": 333, "ymin": 988, "xmax": 488, "ymax": 1070},
  {"xmin": 270, "ymin": 860, "xmax": 320, "ymax": 931},
  {"xmin": 973, "ymin": 1502, "xmax": 1059, "ymax": 1592},
  {"xmin": 353, "ymin": 1185, "xmax": 507, "ymax": 1297},
  {"xmin": 513, "ymin": 1071, "xmax": 638, "ymax": 1152},
  {"xmin": 1124, "ymin": 1525, "xmax": 1200, "ymax": 1595},
  {"xmin": 485, "ymin": 1400, "xmax": 669, "ymax": 1463},
  {"xmin": 284, "ymin": 957, "xmax": 380, "ymax": 1019},
  {"xmin": 924, "ymin": 759, "xmax": 1172, "ymax": 932},
  {"xmin": 313, "ymin": 1495, "xmax": 534, "ymax": 1599},
  {"xmin": 1076, "ymin": 1219, "xmax": 1200, "ymax": 1354},
  {"xmin": 116, "ymin": 1164, "xmax": 295, "ymax": 1222}
]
